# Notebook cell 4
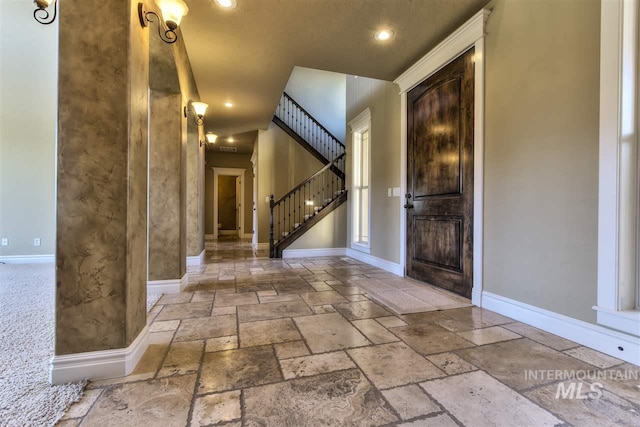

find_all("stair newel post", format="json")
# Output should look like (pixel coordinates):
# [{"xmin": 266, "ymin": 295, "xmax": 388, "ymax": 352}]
[{"xmin": 269, "ymin": 195, "xmax": 275, "ymax": 258}]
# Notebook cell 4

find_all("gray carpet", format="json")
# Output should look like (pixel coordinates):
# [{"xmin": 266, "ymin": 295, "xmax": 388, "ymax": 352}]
[{"xmin": 0, "ymin": 263, "xmax": 161, "ymax": 427}]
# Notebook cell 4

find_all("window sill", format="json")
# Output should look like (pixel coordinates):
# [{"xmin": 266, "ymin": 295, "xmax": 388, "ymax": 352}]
[{"xmin": 593, "ymin": 306, "xmax": 640, "ymax": 337}]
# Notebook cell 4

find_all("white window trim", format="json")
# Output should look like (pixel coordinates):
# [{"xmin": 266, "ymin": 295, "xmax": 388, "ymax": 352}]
[
  {"xmin": 348, "ymin": 108, "xmax": 372, "ymax": 254},
  {"xmin": 594, "ymin": 0, "xmax": 640, "ymax": 336}
]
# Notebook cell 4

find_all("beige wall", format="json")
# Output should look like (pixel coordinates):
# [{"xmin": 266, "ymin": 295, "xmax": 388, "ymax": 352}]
[
  {"xmin": 482, "ymin": 0, "xmax": 600, "ymax": 323},
  {"xmin": 256, "ymin": 123, "xmax": 326, "ymax": 243},
  {"xmin": 205, "ymin": 152, "xmax": 254, "ymax": 236},
  {"xmin": 285, "ymin": 67, "xmax": 347, "ymax": 142},
  {"xmin": 345, "ymin": 76, "xmax": 401, "ymax": 263},
  {"xmin": 288, "ymin": 203, "xmax": 347, "ymax": 250},
  {"xmin": 0, "ymin": 0, "xmax": 57, "ymax": 257}
]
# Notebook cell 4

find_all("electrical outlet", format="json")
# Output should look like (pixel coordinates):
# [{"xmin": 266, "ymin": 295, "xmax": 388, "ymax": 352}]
[
  {"xmin": 34, "ymin": 238, "xmax": 41, "ymax": 247},
  {"xmin": 1, "ymin": 238, "xmax": 7, "ymax": 246}
]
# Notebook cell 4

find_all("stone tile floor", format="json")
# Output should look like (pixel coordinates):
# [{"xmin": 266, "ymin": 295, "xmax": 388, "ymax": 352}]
[{"xmin": 57, "ymin": 240, "xmax": 640, "ymax": 426}]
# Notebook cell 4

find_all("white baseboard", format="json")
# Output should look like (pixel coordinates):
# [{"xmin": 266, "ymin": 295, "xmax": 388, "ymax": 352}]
[
  {"xmin": 346, "ymin": 248, "xmax": 404, "ymax": 276},
  {"xmin": 0, "ymin": 254, "xmax": 55, "ymax": 264},
  {"xmin": 481, "ymin": 291, "xmax": 640, "ymax": 366},
  {"xmin": 186, "ymin": 249, "xmax": 205, "ymax": 266},
  {"xmin": 50, "ymin": 325, "xmax": 149, "ymax": 385},
  {"xmin": 253, "ymin": 243, "xmax": 270, "ymax": 250},
  {"xmin": 472, "ymin": 288, "xmax": 482, "ymax": 306},
  {"xmin": 283, "ymin": 248, "xmax": 347, "ymax": 258},
  {"xmin": 147, "ymin": 274, "xmax": 188, "ymax": 294}
]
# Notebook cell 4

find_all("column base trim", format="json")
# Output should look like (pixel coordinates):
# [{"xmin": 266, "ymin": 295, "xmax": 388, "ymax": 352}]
[
  {"xmin": 0, "ymin": 254, "xmax": 55, "ymax": 264},
  {"xmin": 186, "ymin": 249, "xmax": 205, "ymax": 266},
  {"xmin": 50, "ymin": 325, "xmax": 149, "ymax": 385},
  {"xmin": 147, "ymin": 274, "xmax": 188, "ymax": 294},
  {"xmin": 480, "ymin": 291, "xmax": 640, "ymax": 366}
]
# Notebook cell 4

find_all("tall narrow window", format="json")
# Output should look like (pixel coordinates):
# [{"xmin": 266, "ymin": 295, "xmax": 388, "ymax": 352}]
[{"xmin": 349, "ymin": 108, "xmax": 371, "ymax": 253}]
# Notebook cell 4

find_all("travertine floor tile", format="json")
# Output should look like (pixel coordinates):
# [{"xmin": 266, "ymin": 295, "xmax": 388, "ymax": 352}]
[
  {"xmin": 82, "ymin": 375, "xmax": 196, "ymax": 427},
  {"xmin": 214, "ymin": 292, "xmax": 258, "ymax": 307},
  {"xmin": 455, "ymin": 326, "xmax": 521, "ymax": 345},
  {"xmin": 190, "ymin": 390, "xmax": 241, "ymax": 426},
  {"xmin": 590, "ymin": 363, "xmax": 640, "ymax": 404},
  {"xmin": 299, "ymin": 290, "xmax": 348, "ymax": 305},
  {"xmin": 238, "ymin": 300, "xmax": 312, "ymax": 323},
  {"xmin": 351, "ymin": 319, "xmax": 399, "ymax": 344},
  {"xmin": 455, "ymin": 338, "xmax": 594, "ymax": 390},
  {"xmin": 346, "ymin": 294, "xmax": 369, "ymax": 302},
  {"xmin": 392, "ymin": 323, "xmax": 475, "ymax": 355},
  {"xmin": 155, "ymin": 302, "xmax": 212, "ymax": 321},
  {"xmin": 502, "ymin": 322, "xmax": 578, "ymax": 350},
  {"xmin": 272, "ymin": 281, "xmax": 316, "ymax": 294},
  {"xmin": 381, "ymin": 384, "xmax": 440, "ymax": 420},
  {"xmin": 279, "ymin": 351, "xmax": 355, "ymax": 379},
  {"xmin": 348, "ymin": 342, "xmax": 444, "ymax": 389},
  {"xmin": 61, "ymin": 389, "xmax": 103, "ymax": 419},
  {"xmin": 239, "ymin": 318, "xmax": 301, "ymax": 347},
  {"xmin": 205, "ymin": 335, "xmax": 238, "ymax": 352},
  {"xmin": 311, "ymin": 304, "xmax": 337, "ymax": 314},
  {"xmin": 274, "ymin": 341, "xmax": 310, "ymax": 359},
  {"xmin": 396, "ymin": 414, "xmax": 459, "ymax": 426},
  {"xmin": 174, "ymin": 314, "xmax": 237, "ymax": 342},
  {"xmin": 563, "ymin": 346, "xmax": 624, "ymax": 369},
  {"xmin": 158, "ymin": 341, "xmax": 204, "ymax": 377},
  {"xmin": 426, "ymin": 352, "xmax": 477, "ymax": 375},
  {"xmin": 525, "ymin": 381, "xmax": 639, "ymax": 427},
  {"xmin": 436, "ymin": 307, "xmax": 513, "ymax": 331},
  {"xmin": 158, "ymin": 293, "xmax": 193, "ymax": 305},
  {"xmin": 149, "ymin": 320, "xmax": 180, "ymax": 333},
  {"xmin": 198, "ymin": 346, "xmax": 282, "ymax": 394},
  {"xmin": 334, "ymin": 301, "xmax": 392, "ymax": 320},
  {"xmin": 294, "ymin": 313, "xmax": 370, "ymax": 353},
  {"xmin": 420, "ymin": 370, "xmax": 563, "ymax": 427},
  {"xmin": 243, "ymin": 369, "xmax": 397, "ymax": 426},
  {"xmin": 257, "ymin": 293, "xmax": 301, "ymax": 303},
  {"xmin": 376, "ymin": 316, "xmax": 408, "ymax": 328},
  {"xmin": 191, "ymin": 291, "xmax": 215, "ymax": 303}
]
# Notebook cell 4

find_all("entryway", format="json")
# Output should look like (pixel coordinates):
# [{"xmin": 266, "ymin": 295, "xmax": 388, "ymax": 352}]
[
  {"xmin": 405, "ymin": 48, "xmax": 475, "ymax": 299},
  {"xmin": 212, "ymin": 167, "xmax": 246, "ymax": 239}
]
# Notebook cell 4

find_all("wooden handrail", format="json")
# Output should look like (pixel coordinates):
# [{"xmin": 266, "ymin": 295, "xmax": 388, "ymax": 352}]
[
  {"xmin": 281, "ymin": 92, "xmax": 346, "ymax": 149},
  {"xmin": 272, "ymin": 153, "xmax": 346, "ymax": 205}
]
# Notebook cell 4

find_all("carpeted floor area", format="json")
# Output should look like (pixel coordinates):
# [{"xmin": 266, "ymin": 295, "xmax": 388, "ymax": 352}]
[{"xmin": 0, "ymin": 263, "xmax": 162, "ymax": 427}]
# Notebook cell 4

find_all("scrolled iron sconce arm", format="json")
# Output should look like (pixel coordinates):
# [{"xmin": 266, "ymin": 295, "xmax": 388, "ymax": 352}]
[
  {"xmin": 34, "ymin": 0, "xmax": 57, "ymax": 25},
  {"xmin": 138, "ymin": 3, "xmax": 178, "ymax": 44}
]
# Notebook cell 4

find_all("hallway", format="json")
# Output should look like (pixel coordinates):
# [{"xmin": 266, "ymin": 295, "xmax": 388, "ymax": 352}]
[{"xmin": 58, "ymin": 240, "xmax": 639, "ymax": 426}]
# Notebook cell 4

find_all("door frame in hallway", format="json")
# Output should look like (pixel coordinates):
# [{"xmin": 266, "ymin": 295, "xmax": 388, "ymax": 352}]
[
  {"xmin": 395, "ymin": 9, "xmax": 490, "ymax": 306},
  {"xmin": 212, "ymin": 167, "xmax": 246, "ymax": 239}
]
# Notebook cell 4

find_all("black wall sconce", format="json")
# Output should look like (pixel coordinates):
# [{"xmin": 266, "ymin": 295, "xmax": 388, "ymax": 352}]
[
  {"xmin": 138, "ymin": 0, "xmax": 189, "ymax": 44},
  {"xmin": 34, "ymin": 0, "xmax": 57, "ymax": 25}
]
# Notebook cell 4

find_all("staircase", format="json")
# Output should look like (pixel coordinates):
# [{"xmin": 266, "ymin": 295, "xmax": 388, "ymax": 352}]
[{"xmin": 269, "ymin": 92, "xmax": 347, "ymax": 258}]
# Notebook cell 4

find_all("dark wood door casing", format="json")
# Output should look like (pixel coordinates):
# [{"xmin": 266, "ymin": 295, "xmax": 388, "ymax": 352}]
[{"xmin": 406, "ymin": 48, "xmax": 474, "ymax": 298}]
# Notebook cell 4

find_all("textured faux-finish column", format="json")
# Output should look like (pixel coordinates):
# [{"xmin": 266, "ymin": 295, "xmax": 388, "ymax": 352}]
[
  {"xmin": 149, "ymin": 91, "xmax": 183, "ymax": 280},
  {"xmin": 186, "ymin": 120, "xmax": 205, "ymax": 257},
  {"xmin": 56, "ymin": 0, "xmax": 149, "ymax": 355}
]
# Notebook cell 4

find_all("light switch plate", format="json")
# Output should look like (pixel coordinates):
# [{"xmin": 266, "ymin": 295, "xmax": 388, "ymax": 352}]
[
  {"xmin": 392, "ymin": 187, "xmax": 401, "ymax": 197},
  {"xmin": 34, "ymin": 238, "xmax": 41, "ymax": 247},
  {"xmin": 1, "ymin": 238, "xmax": 7, "ymax": 246}
]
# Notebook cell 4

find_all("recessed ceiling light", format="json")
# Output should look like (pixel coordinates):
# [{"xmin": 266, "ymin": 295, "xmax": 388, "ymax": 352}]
[
  {"xmin": 227, "ymin": 137, "xmax": 235, "ymax": 143},
  {"xmin": 224, "ymin": 102, "xmax": 233, "ymax": 108},
  {"xmin": 374, "ymin": 28, "xmax": 394, "ymax": 41},
  {"xmin": 214, "ymin": 0, "xmax": 237, "ymax": 9}
]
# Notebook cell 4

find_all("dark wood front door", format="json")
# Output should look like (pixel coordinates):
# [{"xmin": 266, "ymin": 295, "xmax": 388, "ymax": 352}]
[{"xmin": 406, "ymin": 48, "xmax": 474, "ymax": 298}]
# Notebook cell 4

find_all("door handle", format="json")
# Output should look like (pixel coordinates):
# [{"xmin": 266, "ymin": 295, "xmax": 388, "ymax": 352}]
[{"xmin": 404, "ymin": 193, "xmax": 414, "ymax": 209}]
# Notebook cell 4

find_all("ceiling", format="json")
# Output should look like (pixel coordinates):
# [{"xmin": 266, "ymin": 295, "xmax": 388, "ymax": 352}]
[
  {"xmin": 205, "ymin": 130, "xmax": 256, "ymax": 154},
  {"xmin": 181, "ymin": 0, "xmax": 489, "ymax": 138}
]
